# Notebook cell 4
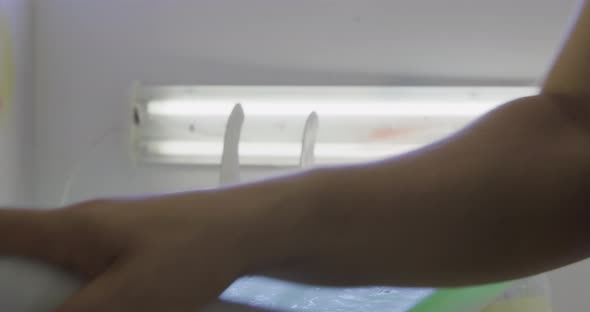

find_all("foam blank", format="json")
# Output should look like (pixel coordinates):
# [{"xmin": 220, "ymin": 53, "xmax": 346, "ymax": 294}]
[{"xmin": 0, "ymin": 257, "xmax": 81, "ymax": 312}]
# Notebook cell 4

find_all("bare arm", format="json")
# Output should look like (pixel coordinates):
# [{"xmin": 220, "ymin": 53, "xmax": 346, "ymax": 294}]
[
  {"xmin": 253, "ymin": 95, "xmax": 590, "ymax": 287},
  {"xmin": 543, "ymin": 0, "xmax": 590, "ymax": 98},
  {"xmin": 249, "ymin": 1, "xmax": 590, "ymax": 287}
]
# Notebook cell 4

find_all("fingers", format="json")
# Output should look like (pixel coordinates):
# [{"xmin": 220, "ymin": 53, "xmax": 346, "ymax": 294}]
[
  {"xmin": 0, "ymin": 207, "xmax": 120, "ymax": 279},
  {"xmin": 0, "ymin": 209, "xmax": 66, "ymax": 260},
  {"xmin": 56, "ymin": 252, "xmax": 231, "ymax": 312}
]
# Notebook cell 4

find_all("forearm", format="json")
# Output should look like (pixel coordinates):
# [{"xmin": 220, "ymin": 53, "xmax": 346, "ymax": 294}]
[
  {"xmin": 252, "ymin": 2, "xmax": 590, "ymax": 286},
  {"xmin": 253, "ymin": 96, "xmax": 590, "ymax": 287},
  {"xmin": 543, "ymin": 0, "xmax": 590, "ymax": 98},
  {"xmin": 175, "ymin": 2, "xmax": 590, "ymax": 288}
]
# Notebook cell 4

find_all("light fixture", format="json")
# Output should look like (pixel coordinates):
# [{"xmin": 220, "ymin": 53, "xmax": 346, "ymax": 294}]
[{"xmin": 132, "ymin": 85, "xmax": 539, "ymax": 166}]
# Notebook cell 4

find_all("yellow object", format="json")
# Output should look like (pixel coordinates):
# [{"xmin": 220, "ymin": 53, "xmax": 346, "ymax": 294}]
[
  {"xmin": 0, "ymin": 11, "xmax": 14, "ymax": 120},
  {"xmin": 482, "ymin": 296, "xmax": 552, "ymax": 312}
]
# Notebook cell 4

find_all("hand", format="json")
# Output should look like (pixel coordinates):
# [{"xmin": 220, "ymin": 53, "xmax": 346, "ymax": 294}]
[{"xmin": 0, "ymin": 190, "xmax": 275, "ymax": 312}]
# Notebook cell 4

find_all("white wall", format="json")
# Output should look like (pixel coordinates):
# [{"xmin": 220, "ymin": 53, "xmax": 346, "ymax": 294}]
[
  {"xmin": 33, "ymin": 0, "xmax": 586, "ymax": 310},
  {"xmin": 0, "ymin": 0, "xmax": 34, "ymax": 206}
]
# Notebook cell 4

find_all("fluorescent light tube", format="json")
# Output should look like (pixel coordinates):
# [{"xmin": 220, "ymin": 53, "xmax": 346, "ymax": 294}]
[
  {"xmin": 139, "ymin": 86, "xmax": 539, "ymax": 118},
  {"xmin": 139, "ymin": 141, "xmax": 422, "ymax": 166},
  {"xmin": 146, "ymin": 99, "xmax": 499, "ymax": 117}
]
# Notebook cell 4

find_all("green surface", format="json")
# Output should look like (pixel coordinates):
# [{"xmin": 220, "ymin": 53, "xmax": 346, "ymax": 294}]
[{"xmin": 410, "ymin": 282, "xmax": 513, "ymax": 312}]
